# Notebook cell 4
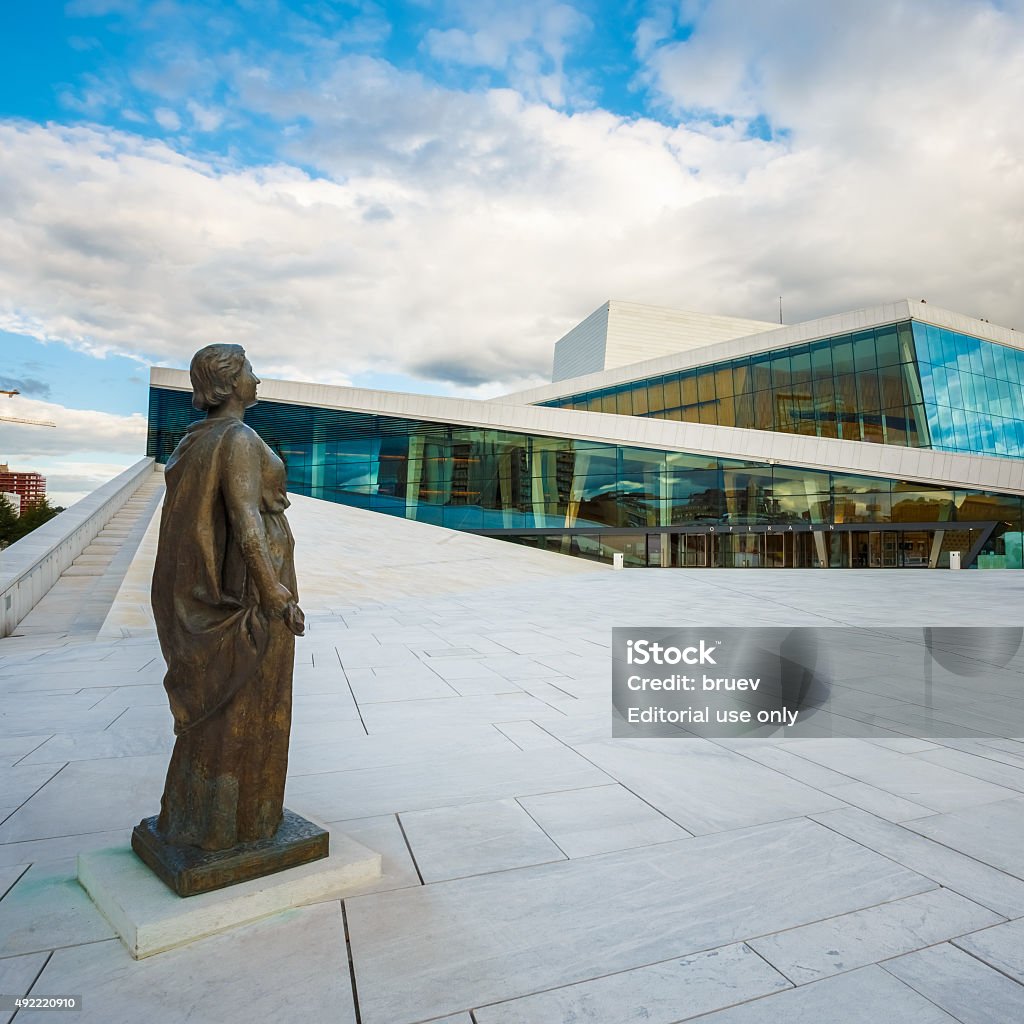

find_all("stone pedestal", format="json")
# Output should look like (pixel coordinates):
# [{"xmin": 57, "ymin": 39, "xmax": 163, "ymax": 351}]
[
  {"xmin": 78, "ymin": 831, "xmax": 381, "ymax": 959},
  {"xmin": 131, "ymin": 808, "xmax": 329, "ymax": 897}
]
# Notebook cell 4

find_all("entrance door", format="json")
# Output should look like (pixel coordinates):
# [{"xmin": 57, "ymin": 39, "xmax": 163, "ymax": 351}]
[
  {"xmin": 882, "ymin": 531, "xmax": 899, "ymax": 567},
  {"xmin": 868, "ymin": 531, "xmax": 882, "ymax": 567},
  {"xmin": 676, "ymin": 534, "xmax": 707, "ymax": 567},
  {"xmin": 765, "ymin": 533, "xmax": 787, "ymax": 568},
  {"xmin": 793, "ymin": 532, "xmax": 816, "ymax": 567},
  {"xmin": 647, "ymin": 533, "xmax": 663, "ymax": 568},
  {"xmin": 721, "ymin": 533, "xmax": 762, "ymax": 567}
]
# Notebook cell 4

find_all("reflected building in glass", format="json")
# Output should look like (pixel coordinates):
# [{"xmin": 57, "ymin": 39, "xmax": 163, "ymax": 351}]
[{"xmin": 148, "ymin": 299, "xmax": 1024, "ymax": 570}]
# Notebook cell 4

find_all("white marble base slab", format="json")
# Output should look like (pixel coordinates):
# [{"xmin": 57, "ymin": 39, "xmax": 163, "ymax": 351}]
[{"xmin": 77, "ymin": 832, "xmax": 381, "ymax": 959}]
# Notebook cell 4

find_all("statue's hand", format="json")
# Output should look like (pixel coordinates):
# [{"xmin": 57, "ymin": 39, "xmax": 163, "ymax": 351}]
[
  {"xmin": 284, "ymin": 601, "xmax": 305, "ymax": 637},
  {"xmin": 262, "ymin": 581, "xmax": 294, "ymax": 619}
]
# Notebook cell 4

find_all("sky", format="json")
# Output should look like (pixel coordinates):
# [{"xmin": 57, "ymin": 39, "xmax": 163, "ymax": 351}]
[{"xmin": 1, "ymin": 0, "xmax": 1024, "ymax": 505}]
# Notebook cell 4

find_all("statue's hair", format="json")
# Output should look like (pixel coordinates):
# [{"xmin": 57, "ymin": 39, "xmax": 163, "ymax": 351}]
[{"xmin": 189, "ymin": 344, "xmax": 247, "ymax": 411}]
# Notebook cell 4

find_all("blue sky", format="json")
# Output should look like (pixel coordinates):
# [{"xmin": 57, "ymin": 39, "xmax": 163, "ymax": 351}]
[{"xmin": 1, "ymin": 0, "xmax": 1022, "ymax": 503}]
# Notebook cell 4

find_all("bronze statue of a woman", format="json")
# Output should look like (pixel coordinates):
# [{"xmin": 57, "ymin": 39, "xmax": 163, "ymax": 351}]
[{"xmin": 133, "ymin": 344, "xmax": 327, "ymax": 896}]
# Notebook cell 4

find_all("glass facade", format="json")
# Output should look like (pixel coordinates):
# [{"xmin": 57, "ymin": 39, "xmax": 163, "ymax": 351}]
[
  {"xmin": 540, "ymin": 320, "xmax": 1024, "ymax": 460},
  {"xmin": 540, "ymin": 322, "xmax": 927, "ymax": 446},
  {"xmin": 914, "ymin": 322, "xmax": 1024, "ymax": 457},
  {"xmin": 149, "ymin": 385, "xmax": 1024, "ymax": 568}
]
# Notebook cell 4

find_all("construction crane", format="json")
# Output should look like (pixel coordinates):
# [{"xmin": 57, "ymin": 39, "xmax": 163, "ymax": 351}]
[
  {"xmin": 0, "ymin": 414, "xmax": 56, "ymax": 427},
  {"xmin": 0, "ymin": 388, "xmax": 57, "ymax": 427}
]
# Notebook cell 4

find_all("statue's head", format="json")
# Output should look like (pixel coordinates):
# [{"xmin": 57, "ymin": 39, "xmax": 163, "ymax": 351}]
[{"xmin": 189, "ymin": 344, "xmax": 250, "ymax": 412}]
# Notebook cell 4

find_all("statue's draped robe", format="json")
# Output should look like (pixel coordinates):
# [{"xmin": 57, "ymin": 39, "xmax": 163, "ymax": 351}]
[{"xmin": 152, "ymin": 416, "xmax": 297, "ymax": 850}]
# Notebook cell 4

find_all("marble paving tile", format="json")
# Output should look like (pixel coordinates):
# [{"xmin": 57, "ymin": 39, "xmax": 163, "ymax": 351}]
[
  {"xmin": 0, "ymin": 951, "xmax": 48, "ymax": 1024},
  {"xmin": 0, "ymin": 755, "xmax": 166, "ymax": 843},
  {"xmin": 346, "ymin": 817, "xmax": 935, "ymax": 1024},
  {"xmin": 882, "ymin": 943, "xmax": 1024, "ymax": 1024},
  {"xmin": 0, "ymin": 858, "xmax": 116, "ymax": 956},
  {"xmin": 102, "ymin": 706, "xmax": 171, "ymax": 732},
  {"xmin": 967, "ymin": 738, "xmax": 1024, "ymax": 765},
  {"xmin": 722, "ymin": 742, "xmax": 854, "ymax": 789},
  {"xmin": 0, "ymin": 735, "xmax": 52, "ymax": 765},
  {"xmin": 518, "ymin": 783, "xmax": 691, "ymax": 857},
  {"xmin": 748, "ymin": 887, "xmax": 1003, "ymax": 984},
  {"xmin": 0, "ymin": 764, "xmax": 65, "ymax": 806},
  {"xmin": 518, "ymin": 679, "xmax": 578, "ymax": 704},
  {"xmin": 493, "ymin": 720, "xmax": 566, "ymax": 750},
  {"xmin": 87, "ymin": 684, "xmax": 168, "ymax": 710},
  {"xmin": 322, "ymin": 814, "xmax": 421, "ymax": 897},
  {"xmin": 18, "ymin": 728, "xmax": 173, "ymax": 765},
  {"xmin": 290, "ymin": 692, "xmax": 362, "ymax": 723},
  {"xmin": 347, "ymin": 670, "xmax": 458, "ymax": 704},
  {"xmin": 400, "ymin": 798, "xmax": 565, "ymax": 882},
  {"xmin": 289, "ymin": 716, "xmax": 370, "ymax": 748},
  {"xmin": 357, "ymin": 693, "xmax": 566, "ymax": 733},
  {"xmin": 954, "ymin": 917, "xmax": 1024, "ymax": 984},
  {"xmin": 474, "ymin": 942, "xmax": 790, "ymax": 1024},
  {"xmin": 912, "ymin": 745, "xmax": 1024, "ymax": 794},
  {"xmin": 902, "ymin": 797, "xmax": 1024, "ymax": 879},
  {"xmin": 0, "ymin": 676, "xmax": 86, "ymax": 694},
  {"xmin": 288, "ymin": 724, "xmax": 516, "ymax": 777},
  {"xmin": 0, "ymin": 825, "xmax": 130, "ymax": 869},
  {"xmin": 416, "ymin": 657, "xmax": 505, "ymax": 681},
  {"xmin": 346, "ymin": 659, "xmax": 442, "ymax": 684},
  {"xmin": 865, "ymin": 737, "xmax": 941, "ymax": 753},
  {"xmin": 21, "ymin": 903, "xmax": 356, "ymax": 1024},
  {"xmin": 368, "ymin": 626, "xmax": 445, "ymax": 645},
  {"xmin": 485, "ymin": 631, "xmax": 568, "ymax": 655},
  {"xmin": 573, "ymin": 739, "xmax": 843, "ymax": 835},
  {"xmin": 338, "ymin": 644, "xmax": 434, "ymax": 670},
  {"xmin": 0, "ymin": 706, "xmax": 125, "ymax": 737},
  {"xmin": 483, "ymin": 654, "xmax": 569, "ymax": 681},
  {"xmin": 542, "ymin": 674, "xmax": 607, "ymax": 699},
  {"xmin": 779, "ymin": 740, "xmax": 1018, "ymax": 813},
  {"xmin": 810, "ymin": 807, "xmax": 1024, "ymax": 917},
  {"xmin": 286, "ymin": 746, "xmax": 610, "ymax": 822},
  {"xmin": 446, "ymin": 676, "xmax": 523, "ymax": 696},
  {"xmin": 822, "ymin": 781, "xmax": 936, "ymax": 822},
  {"xmin": 0, "ymin": 863, "xmax": 28, "ymax": 897},
  {"xmin": 687, "ymin": 965, "xmax": 957, "ymax": 1022},
  {"xmin": 538, "ymin": 711, "xmax": 610, "ymax": 745}
]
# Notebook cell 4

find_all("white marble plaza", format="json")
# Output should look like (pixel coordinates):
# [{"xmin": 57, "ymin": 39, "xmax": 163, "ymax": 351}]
[{"xmin": 2, "ymin": 471, "xmax": 1024, "ymax": 1022}]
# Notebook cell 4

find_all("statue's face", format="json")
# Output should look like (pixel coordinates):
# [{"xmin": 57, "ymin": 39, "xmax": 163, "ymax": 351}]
[{"xmin": 238, "ymin": 359, "xmax": 260, "ymax": 409}]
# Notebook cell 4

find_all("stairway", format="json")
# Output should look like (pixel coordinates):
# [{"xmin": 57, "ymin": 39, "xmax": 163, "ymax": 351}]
[{"xmin": 14, "ymin": 473, "xmax": 165, "ymax": 638}]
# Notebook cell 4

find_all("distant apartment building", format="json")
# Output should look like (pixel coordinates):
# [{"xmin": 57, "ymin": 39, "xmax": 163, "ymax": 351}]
[
  {"xmin": 0, "ymin": 464, "xmax": 45, "ymax": 507},
  {"xmin": 1, "ymin": 491, "xmax": 21, "ymax": 516}
]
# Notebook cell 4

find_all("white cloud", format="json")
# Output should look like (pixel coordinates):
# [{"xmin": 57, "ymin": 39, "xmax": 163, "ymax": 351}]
[
  {"xmin": 0, "ymin": 108, "xmax": 764, "ymax": 391},
  {"xmin": 0, "ymin": 396, "xmax": 146, "ymax": 504},
  {"xmin": 423, "ymin": 1, "xmax": 592, "ymax": 106},
  {"xmin": 3, "ymin": 0, "xmax": 1024, "ymax": 414},
  {"xmin": 632, "ymin": 0, "xmax": 1024, "ymax": 323},
  {"xmin": 153, "ymin": 106, "xmax": 182, "ymax": 131},
  {"xmin": 0, "ymin": 396, "xmax": 146, "ymax": 457},
  {"xmin": 185, "ymin": 99, "xmax": 224, "ymax": 132}
]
